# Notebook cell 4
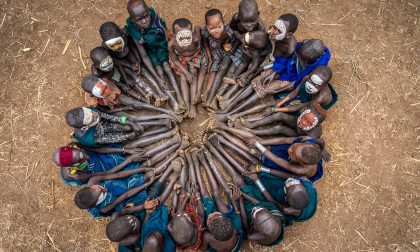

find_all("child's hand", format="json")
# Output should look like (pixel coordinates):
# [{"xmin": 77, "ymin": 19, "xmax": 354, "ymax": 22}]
[
  {"xmin": 230, "ymin": 186, "xmax": 242, "ymax": 201},
  {"xmin": 132, "ymin": 63, "xmax": 141, "ymax": 75},
  {"xmin": 321, "ymin": 149, "xmax": 331, "ymax": 162},
  {"xmin": 246, "ymin": 166, "xmax": 259, "ymax": 181},
  {"xmin": 145, "ymin": 199, "xmax": 159, "ymax": 212},
  {"xmin": 223, "ymin": 43, "xmax": 233, "ymax": 52},
  {"xmin": 185, "ymin": 72, "xmax": 196, "ymax": 83}
]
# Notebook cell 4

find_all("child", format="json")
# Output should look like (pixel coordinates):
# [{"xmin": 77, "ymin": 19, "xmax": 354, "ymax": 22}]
[
  {"xmin": 230, "ymin": 0, "xmax": 266, "ymax": 34},
  {"xmin": 168, "ymin": 18, "xmax": 207, "ymax": 118},
  {"xmin": 201, "ymin": 8, "xmax": 243, "ymax": 107},
  {"xmin": 51, "ymin": 144, "xmax": 146, "ymax": 186},
  {"xmin": 66, "ymin": 106, "xmax": 142, "ymax": 147},
  {"xmin": 81, "ymin": 75, "xmax": 183, "ymax": 122},
  {"xmin": 126, "ymin": 0, "xmax": 183, "ymax": 110},
  {"xmin": 73, "ymin": 167, "xmax": 158, "ymax": 218},
  {"xmin": 274, "ymin": 66, "xmax": 338, "ymax": 111}
]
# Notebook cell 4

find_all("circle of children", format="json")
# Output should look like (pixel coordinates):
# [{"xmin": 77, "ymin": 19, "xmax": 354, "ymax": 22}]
[{"xmin": 52, "ymin": 0, "xmax": 338, "ymax": 251}]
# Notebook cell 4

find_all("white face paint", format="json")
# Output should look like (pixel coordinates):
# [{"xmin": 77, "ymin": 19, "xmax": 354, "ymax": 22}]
[
  {"xmin": 305, "ymin": 74, "xmax": 324, "ymax": 94},
  {"xmin": 176, "ymin": 29, "xmax": 193, "ymax": 47},
  {"xmin": 244, "ymin": 32, "xmax": 251, "ymax": 44},
  {"xmin": 126, "ymin": 216, "xmax": 138, "ymax": 231},
  {"xmin": 297, "ymin": 109, "xmax": 319, "ymax": 131},
  {"xmin": 99, "ymin": 56, "xmax": 113, "ymax": 72},
  {"xmin": 105, "ymin": 36, "xmax": 125, "ymax": 52},
  {"xmin": 274, "ymin": 19, "xmax": 287, "ymax": 41},
  {"xmin": 96, "ymin": 192, "xmax": 107, "ymax": 205},
  {"xmin": 284, "ymin": 178, "xmax": 301, "ymax": 193},
  {"xmin": 81, "ymin": 107, "xmax": 100, "ymax": 130}
]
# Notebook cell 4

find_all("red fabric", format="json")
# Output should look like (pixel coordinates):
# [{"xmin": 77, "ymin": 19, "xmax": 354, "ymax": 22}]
[
  {"xmin": 59, "ymin": 147, "xmax": 73, "ymax": 166},
  {"xmin": 177, "ymin": 194, "xmax": 206, "ymax": 250}
]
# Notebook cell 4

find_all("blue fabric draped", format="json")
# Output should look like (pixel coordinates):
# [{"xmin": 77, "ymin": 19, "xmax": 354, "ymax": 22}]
[{"xmin": 262, "ymin": 137, "xmax": 323, "ymax": 182}]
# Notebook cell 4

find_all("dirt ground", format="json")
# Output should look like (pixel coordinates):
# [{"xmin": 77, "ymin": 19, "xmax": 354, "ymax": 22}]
[{"xmin": 0, "ymin": 0, "xmax": 419, "ymax": 251}]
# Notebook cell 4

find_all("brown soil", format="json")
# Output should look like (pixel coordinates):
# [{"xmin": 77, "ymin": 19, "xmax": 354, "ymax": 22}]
[{"xmin": 0, "ymin": 0, "xmax": 419, "ymax": 251}]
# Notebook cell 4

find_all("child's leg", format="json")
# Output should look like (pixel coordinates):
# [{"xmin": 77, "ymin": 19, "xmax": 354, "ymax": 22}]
[
  {"xmin": 202, "ymin": 72, "xmax": 216, "ymax": 104},
  {"xmin": 141, "ymin": 68, "xmax": 168, "ymax": 103},
  {"xmin": 163, "ymin": 61, "xmax": 186, "ymax": 109},
  {"xmin": 216, "ymin": 62, "xmax": 238, "ymax": 98},
  {"xmin": 179, "ymin": 74, "xmax": 190, "ymax": 117},
  {"xmin": 195, "ymin": 64, "xmax": 207, "ymax": 104},
  {"xmin": 189, "ymin": 66, "xmax": 198, "ymax": 118},
  {"xmin": 206, "ymin": 56, "xmax": 232, "ymax": 106}
]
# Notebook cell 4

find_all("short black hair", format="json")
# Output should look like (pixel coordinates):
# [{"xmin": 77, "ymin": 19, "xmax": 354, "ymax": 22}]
[
  {"xmin": 81, "ymin": 75, "xmax": 99, "ymax": 93},
  {"xmin": 298, "ymin": 39, "xmax": 326, "ymax": 64},
  {"xmin": 239, "ymin": 0, "xmax": 259, "ymax": 16},
  {"xmin": 74, "ymin": 187, "xmax": 96, "ymax": 209},
  {"xmin": 288, "ymin": 187, "xmax": 310, "ymax": 210},
  {"xmin": 279, "ymin": 13, "xmax": 299, "ymax": 33},
  {"xmin": 100, "ymin": 22, "xmax": 122, "ymax": 41},
  {"xmin": 205, "ymin": 8, "xmax": 223, "ymax": 23},
  {"xmin": 301, "ymin": 144, "xmax": 322, "ymax": 165},
  {"xmin": 90, "ymin": 46, "xmax": 110, "ymax": 65},
  {"xmin": 316, "ymin": 65, "xmax": 333, "ymax": 83},
  {"xmin": 208, "ymin": 215, "xmax": 234, "ymax": 241},
  {"xmin": 247, "ymin": 30, "xmax": 269, "ymax": 48},
  {"xmin": 106, "ymin": 216, "xmax": 138, "ymax": 242},
  {"xmin": 65, "ymin": 108, "xmax": 84, "ymax": 128},
  {"xmin": 172, "ymin": 18, "xmax": 192, "ymax": 33}
]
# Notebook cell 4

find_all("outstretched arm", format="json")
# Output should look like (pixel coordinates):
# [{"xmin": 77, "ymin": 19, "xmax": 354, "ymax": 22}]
[
  {"xmin": 275, "ymin": 76, "xmax": 308, "ymax": 109},
  {"xmin": 88, "ymin": 166, "xmax": 154, "ymax": 185}
]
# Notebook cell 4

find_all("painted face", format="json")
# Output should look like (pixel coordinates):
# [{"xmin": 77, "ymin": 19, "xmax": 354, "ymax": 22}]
[
  {"xmin": 99, "ymin": 56, "xmax": 113, "ymax": 72},
  {"xmin": 131, "ymin": 6, "xmax": 151, "ymax": 29},
  {"xmin": 305, "ymin": 74, "xmax": 324, "ymax": 94},
  {"xmin": 270, "ymin": 19, "xmax": 287, "ymax": 41},
  {"xmin": 284, "ymin": 178, "xmax": 302, "ymax": 194},
  {"xmin": 297, "ymin": 109, "xmax": 319, "ymax": 131},
  {"xmin": 176, "ymin": 29, "xmax": 193, "ymax": 47},
  {"xmin": 92, "ymin": 79, "xmax": 111, "ymax": 98},
  {"xmin": 288, "ymin": 143, "xmax": 308, "ymax": 164},
  {"xmin": 81, "ymin": 107, "xmax": 100, "ymax": 130},
  {"xmin": 105, "ymin": 36, "xmax": 125, "ymax": 52},
  {"xmin": 206, "ymin": 15, "xmax": 224, "ymax": 39}
]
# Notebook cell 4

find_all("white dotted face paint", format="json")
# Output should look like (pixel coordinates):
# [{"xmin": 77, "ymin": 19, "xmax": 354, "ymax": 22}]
[
  {"xmin": 297, "ymin": 109, "xmax": 319, "ymax": 131},
  {"xmin": 305, "ymin": 74, "xmax": 324, "ymax": 94},
  {"xmin": 105, "ymin": 36, "xmax": 125, "ymax": 52},
  {"xmin": 274, "ymin": 19, "xmax": 287, "ymax": 41},
  {"xmin": 176, "ymin": 29, "xmax": 193, "ymax": 47},
  {"xmin": 81, "ymin": 107, "xmax": 100, "ymax": 130},
  {"xmin": 99, "ymin": 56, "xmax": 113, "ymax": 72}
]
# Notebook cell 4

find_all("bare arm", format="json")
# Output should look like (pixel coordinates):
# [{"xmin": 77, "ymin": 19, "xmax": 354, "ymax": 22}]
[
  {"xmin": 168, "ymin": 40, "xmax": 190, "ymax": 76},
  {"xmin": 88, "ymin": 166, "xmax": 153, "ymax": 185},
  {"xmin": 275, "ymin": 76, "xmax": 307, "ymax": 109},
  {"xmin": 260, "ymin": 137, "xmax": 299, "ymax": 146}
]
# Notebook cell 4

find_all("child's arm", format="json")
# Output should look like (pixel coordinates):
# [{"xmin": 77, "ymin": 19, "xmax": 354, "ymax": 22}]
[
  {"xmin": 202, "ymin": 34, "xmax": 212, "ymax": 73},
  {"xmin": 276, "ymin": 102, "xmax": 312, "ymax": 113},
  {"xmin": 259, "ymin": 137, "xmax": 300, "ymax": 146},
  {"xmin": 275, "ymin": 76, "xmax": 308, "ymax": 109},
  {"xmin": 168, "ymin": 40, "xmax": 192, "ymax": 78},
  {"xmin": 239, "ymin": 197, "xmax": 249, "ymax": 232},
  {"xmin": 88, "ymin": 167, "xmax": 154, "ymax": 185},
  {"xmin": 246, "ymin": 173, "xmax": 288, "ymax": 210},
  {"xmin": 132, "ymin": 39, "xmax": 163, "ymax": 83},
  {"xmin": 259, "ymin": 148, "xmax": 307, "ymax": 175},
  {"xmin": 253, "ymin": 164, "xmax": 299, "ymax": 179}
]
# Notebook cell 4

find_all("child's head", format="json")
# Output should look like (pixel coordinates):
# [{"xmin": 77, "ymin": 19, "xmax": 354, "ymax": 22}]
[
  {"xmin": 65, "ymin": 107, "xmax": 100, "ymax": 129},
  {"xmin": 52, "ymin": 146, "xmax": 87, "ymax": 167},
  {"xmin": 100, "ymin": 22, "xmax": 128, "ymax": 55},
  {"xmin": 81, "ymin": 75, "xmax": 110, "ymax": 98},
  {"xmin": 167, "ymin": 212, "xmax": 196, "ymax": 246},
  {"xmin": 90, "ymin": 47, "xmax": 114, "ymax": 72},
  {"xmin": 143, "ymin": 232, "xmax": 164, "ymax": 252},
  {"xmin": 244, "ymin": 30, "xmax": 269, "ymax": 49},
  {"xmin": 269, "ymin": 13, "xmax": 298, "ymax": 41},
  {"xmin": 74, "ymin": 185, "xmax": 107, "ymax": 209},
  {"xmin": 207, "ymin": 212, "xmax": 234, "ymax": 241},
  {"xmin": 304, "ymin": 66, "xmax": 332, "ymax": 94},
  {"xmin": 238, "ymin": 0, "xmax": 260, "ymax": 32},
  {"xmin": 205, "ymin": 9, "xmax": 224, "ymax": 39},
  {"xmin": 172, "ymin": 18, "xmax": 193, "ymax": 47},
  {"xmin": 106, "ymin": 215, "xmax": 141, "ymax": 246},
  {"xmin": 251, "ymin": 207, "xmax": 282, "ymax": 245},
  {"xmin": 284, "ymin": 178, "xmax": 310, "ymax": 210},
  {"xmin": 288, "ymin": 142, "xmax": 322, "ymax": 165},
  {"xmin": 298, "ymin": 39, "xmax": 326, "ymax": 65},
  {"xmin": 127, "ymin": 0, "xmax": 151, "ymax": 29},
  {"xmin": 297, "ymin": 103, "xmax": 327, "ymax": 131}
]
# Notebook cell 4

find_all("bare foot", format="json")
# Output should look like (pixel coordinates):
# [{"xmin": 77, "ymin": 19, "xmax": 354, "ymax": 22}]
[
  {"xmin": 218, "ymin": 99, "xmax": 228, "ymax": 110},
  {"xmin": 234, "ymin": 120, "xmax": 253, "ymax": 132},
  {"xmin": 211, "ymin": 113, "xmax": 229, "ymax": 122},
  {"xmin": 223, "ymin": 76, "xmax": 237, "ymax": 85},
  {"xmin": 160, "ymin": 95, "xmax": 169, "ymax": 102},
  {"xmin": 154, "ymin": 98, "xmax": 164, "ymax": 107},
  {"xmin": 178, "ymin": 100, "xmax": 187, "ymax": 110},
  {"xmin": 208, "ymin": 118, "xmax": 225, "ymax": 131},
  {"xmin": 240, "ymin": 117, "xmax": 252, "ymax": 128},
  {"xmin": 189, "ymin": 105, "xmax": 197, "ymax": 118},
  {"xmin": 171, "ymin": 114, "xmax": 184, "ymax": 123},
  {"xmin": 171, "ymin": 157, "xmax": 184, "ymax": 174},
  {"xmin": 183, "ymin": 108, "xmax": 190, "ymax": 118},
  {"xmin": 173, "ymin": 104, "xmax": 184, "ymax": 115},
  {"xmin": 207, "ymin": 133, "xmax": 220, "ymax": 147},
  {"xmin": 180, "ymin": 134, "xmax": 190, "ymax": 149},
  {"xmin": 209, "ymin": 99, "xmax": 218, "ymax": 110}
]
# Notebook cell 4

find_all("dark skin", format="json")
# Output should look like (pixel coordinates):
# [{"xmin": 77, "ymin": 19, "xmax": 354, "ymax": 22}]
[
  {"xmin": 240, "ymin": 105, "xmax": 323, "ymax": 139},
  {"xmin": 124, "ymin": 126, "xmax": 178, "ymax": 148},
  {"xmin": 128, "ymin": 0, "xmax": 185, "ymax": 111},
  {"xmin": 274, "ymin": 68, "xmax": 333, "ymax": 112},
  {"xmin": 169, "ymin": 24, "xmax": 207, "ymax": 118},
  {"xmin": 229, "ymin": 1, "xmax": 266, "ymax": 35},
  {"xmin": 268, "ymin": 18, "xmax": 297, "ymax": 58},
  {"xmin": 198, "ymin": 153, "xmax": 241, "ymax": 252},
  {"xmin": 244, "ymin": 135, "xmax": 321, "ymax": 178}
]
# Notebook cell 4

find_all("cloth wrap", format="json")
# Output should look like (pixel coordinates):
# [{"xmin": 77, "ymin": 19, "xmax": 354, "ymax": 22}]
[
  {"xmin": 169, "ymin": 48, "xmax": 205, "ymax": 75},
  {"xmin": 125, "ymin": 8, "xmax": 169, "ymax": 66},
  {"xmin": 202, "ymin": 197, "xmax": 244, "ymax": 252},
  {"xmin": 177, "ymin": 194, "xmax": 205, "ymax": 250},
  {"xmin": 262, "ymin": 137, "xmax": 323, "ymax": 182}
]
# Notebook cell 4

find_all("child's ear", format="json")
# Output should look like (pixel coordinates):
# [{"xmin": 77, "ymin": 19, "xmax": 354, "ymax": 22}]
[{"xmin": 174, "ymin": 24, "xmax": 181, "ymax": 31}]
